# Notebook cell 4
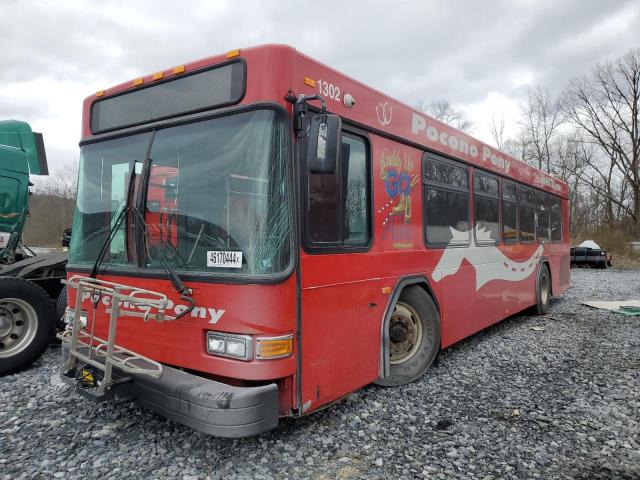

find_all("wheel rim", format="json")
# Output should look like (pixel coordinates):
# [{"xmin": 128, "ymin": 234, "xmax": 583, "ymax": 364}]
[
  {"xmin": 540, "ymin": 273, "xmax": 549, "ymax": 305},
  {"xmin": 0, "ymin": 298, "xmax": 38, "ymax": 359},
  {"xmin": 389, "ymin": 302, "xmax": 423, "ymax": 365}
]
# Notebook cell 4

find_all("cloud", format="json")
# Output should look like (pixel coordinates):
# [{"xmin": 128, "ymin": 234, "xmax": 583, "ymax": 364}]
[{"xmin": 1, "ymin": 0, "xmax": 638, "ymax": 170}]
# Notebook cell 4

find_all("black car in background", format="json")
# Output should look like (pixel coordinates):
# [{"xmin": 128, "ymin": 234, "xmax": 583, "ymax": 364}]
[{"xmin": 570, "ymin": 240, "xmax": 613, "ymax": 269}]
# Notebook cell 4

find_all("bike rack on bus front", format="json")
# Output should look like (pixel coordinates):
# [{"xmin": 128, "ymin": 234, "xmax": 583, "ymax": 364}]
[{"xmin": 58, "ymin": 275, "xmax": 174, "ymax": 401}]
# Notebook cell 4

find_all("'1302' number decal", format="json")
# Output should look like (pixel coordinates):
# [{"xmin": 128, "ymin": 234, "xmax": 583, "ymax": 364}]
[{"xmin": 317, "ymin": 79, "xmax": 341, "ymax": 102}]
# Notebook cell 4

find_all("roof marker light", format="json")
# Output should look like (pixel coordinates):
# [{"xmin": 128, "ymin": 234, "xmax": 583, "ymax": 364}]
[
  {"xmin": 226, "ymin": 49, "xmax": 241, "ymax": 58},
  {"xmin": 152, "ymin": 71, "xmax": 164, "ymax": 80},
  {"xmin": 304, "ymin": 77, "xmax": 316, "ymax": 88},
  {"xmin": 133, "ymin": 77, "xmax": 144, "ymax": 86},
  {"xmin": 173, "ymin": 65, "xmax": 185, "ymax": 75},
  {"xmin": 96, "ymin": 90, "xmax": 105, "ymax": 97}
]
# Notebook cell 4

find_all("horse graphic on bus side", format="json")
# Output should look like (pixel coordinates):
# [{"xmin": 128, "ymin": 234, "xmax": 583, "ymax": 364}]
[{"xmin": 431, "ymin": 226, "xmax": 545, "ymax": 290}]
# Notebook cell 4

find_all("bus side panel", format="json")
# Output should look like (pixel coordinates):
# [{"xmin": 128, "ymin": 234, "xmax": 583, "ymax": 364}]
[
  {"xmin": 300, "ymin": 254, "xmax": 383, "ymax": 413},
  {"xmin": 437, "ymin": 243, "xmax": 543, "ymax": 348}
]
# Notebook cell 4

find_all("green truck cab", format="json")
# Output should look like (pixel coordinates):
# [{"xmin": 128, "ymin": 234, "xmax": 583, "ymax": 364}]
[{"xmin": 0, "ymin": 120, "xmax": 48, "ymax": 263}]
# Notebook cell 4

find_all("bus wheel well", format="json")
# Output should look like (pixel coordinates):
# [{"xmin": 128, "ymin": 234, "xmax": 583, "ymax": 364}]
[{"xmin": 377, "ymin": 276, "xmax": 440, "ymax": 381}]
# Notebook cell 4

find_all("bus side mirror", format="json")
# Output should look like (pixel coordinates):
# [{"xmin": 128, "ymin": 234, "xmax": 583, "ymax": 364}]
[{"xmin": 307, "ymin": 114, "xmax": 341, "ymax": 174}]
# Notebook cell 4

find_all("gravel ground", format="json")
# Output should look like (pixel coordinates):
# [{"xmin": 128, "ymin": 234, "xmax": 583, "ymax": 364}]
[{"xmin": 1, "ymin": 268, "xmax": 639, "ymax": 479}]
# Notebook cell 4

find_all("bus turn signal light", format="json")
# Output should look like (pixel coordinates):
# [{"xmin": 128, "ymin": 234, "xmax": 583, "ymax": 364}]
[
  {"xmin": 226, "ymin": 49, "xmax": 241, "ymax": 58},
  {"xmin": 256, "ymin": 335, "xmax": 293, "ymax": 359}
]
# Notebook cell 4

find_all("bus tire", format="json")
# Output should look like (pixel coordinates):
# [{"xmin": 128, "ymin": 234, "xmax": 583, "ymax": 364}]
[
  {"xmin": 534, "ymin": 264, "xmax": 551, "ymax": 315},
  {"xmin": 56, "ymin": 286, "xmax": 67, "ymax": 330},
  {"xmin": 0, "ymin": 277, "xmax": 55, "ymax": 376},
  {"xmin": 376, "ymin": 286, "xmax": 440, "ymax": 387}
]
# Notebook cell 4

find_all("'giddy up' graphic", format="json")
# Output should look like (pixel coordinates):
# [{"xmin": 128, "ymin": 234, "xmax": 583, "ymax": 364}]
[
  {"xmin": 432, "ymin": 227, "xmax": 544, "ymax": 290},
  {"xmin": 379, "ymin": 148, "xmax": 419, "ymax": 248}
]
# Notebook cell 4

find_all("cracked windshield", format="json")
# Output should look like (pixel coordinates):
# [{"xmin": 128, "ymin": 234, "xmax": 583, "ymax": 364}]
[{"xmin": 70, "ymin": 109, "xmax": 290, "ymax": 275}]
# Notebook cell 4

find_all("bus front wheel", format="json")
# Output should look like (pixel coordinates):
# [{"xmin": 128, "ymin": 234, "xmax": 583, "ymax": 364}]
[{"xmin": 376, "ymin": 286, "xmax": 440, "ymax": 387}]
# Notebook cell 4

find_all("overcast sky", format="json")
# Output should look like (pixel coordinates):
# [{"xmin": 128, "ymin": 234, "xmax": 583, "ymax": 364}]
[{"xmin": 2, "ymin": 0, "xmax": 638, "ymax": 172}]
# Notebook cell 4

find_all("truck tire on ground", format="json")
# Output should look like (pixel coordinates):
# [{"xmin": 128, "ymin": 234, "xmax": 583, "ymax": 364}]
[
  {"xmin": 0, "ymin": 277, "xmax": 55, "ymax": 375},
  {"xmin": 376, "ymin": 286, "xmax": 440, "ymax": 387},
  {"xmin": 534, "ymin": 264, "xmax": 551, "ymax": 315}
]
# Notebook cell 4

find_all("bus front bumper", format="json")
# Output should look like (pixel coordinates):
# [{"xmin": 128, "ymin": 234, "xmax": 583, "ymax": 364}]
[{"xmin": 118, "ymin": 364, "xmax": 279, "ymax": 438}]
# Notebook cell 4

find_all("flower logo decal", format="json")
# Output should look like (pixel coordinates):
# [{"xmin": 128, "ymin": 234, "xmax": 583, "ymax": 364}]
[{"xmin": 376, "ymin": 101, "xmax": 392, "ymax": 126}]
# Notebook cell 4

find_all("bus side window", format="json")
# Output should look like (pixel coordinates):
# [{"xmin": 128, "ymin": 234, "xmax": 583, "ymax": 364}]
[
  {"xmin": 306, "ymin": 133, "xmax": 370, "ymax": 250},
  {"xmin": 423, "ymin": 155, "xmax": 470, "ymax": 246},
  {"xmin": 342, "ymin": 136, "xmax": 368, "ymax": 244},
  {"xmin": 473, "ymin": 172, "xmax": 500, "ymax": 244},
  {"xmin": 536, "ymin": 191, "xmax": 550, "ymax": 242},
  {"xmin": 518, "ymin": 185, "xmax": 536, "ymax": 243},
  {"xmin": 502, "ymin": 179, "xmax": 518, "ymax": 244},
  {"xmin": 550, "ymin": 197, "xmax": 562, "ymax": 242}
]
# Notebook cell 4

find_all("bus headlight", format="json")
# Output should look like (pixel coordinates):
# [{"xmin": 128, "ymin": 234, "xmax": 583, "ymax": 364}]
[{"xmin": 206, "ymin": 332, "xmax": 252, "ymax": 361}]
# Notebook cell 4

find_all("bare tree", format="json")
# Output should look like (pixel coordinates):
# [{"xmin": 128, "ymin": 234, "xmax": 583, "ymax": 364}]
[
  {"xmin": 563, "ymin": 48, "xmax": 640, "ymax": 234},
  {"xmin": 519, "ymin": 85, "xmax": 564, "ymax": 173},
  {"xmin": 489, "ymin": 114, "xmax": 506, "ymax": 149},
  {"xmin": 23, "ymin": 164, "xmax": 78, "ymax": 247},
  {"xmin": 416, "ymin": 99, "xmax": 474, "ymax": 133},
  {"xmin": 31, "ymin": 163, "xmax": 78, "ymax": 199}
]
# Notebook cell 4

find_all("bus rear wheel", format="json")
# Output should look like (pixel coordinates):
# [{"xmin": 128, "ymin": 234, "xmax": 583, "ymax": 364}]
[
  {"xmin": 376, "ymin": 286, "xmax": 440, "ymax": 387},
  {"xmin": 534, "ymin": 264, "xmax": 551, "ymax": 315}
]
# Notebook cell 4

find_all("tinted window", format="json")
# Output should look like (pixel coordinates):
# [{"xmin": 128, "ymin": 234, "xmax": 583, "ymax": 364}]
[
  {"xmin": 537, "ymin": 191, "xmax": 550, "ymax": 242},
  {"xmin": 474, "ymin": 174, "xmax": 499, "ymax": 197},
  {"xmin": 344, "ymin": 137, "xmax": 368, "ymax": 244},
  {"xmin": 425, "ymin": 160, "xmax": 468, "ymax": 188},
  {"xmin": 307, "ymin": 134, "xmax": 369, "ymax": 248},
  {"xmin": 425, "ymin": 189, "xmax": 469, "ymax": 244},
  {"xmin": 91, "ymin": 62, "xmax": 245, "ymax": 133},
  {"xmin": 519, "ymin": 204, "xmax": 536, "ymax": 242},
  {"xmin": 550, "ymin": 197, "xmax": 562, "ymax": 241},
  {"xmin": 503, "ymin": 200, "xmax": 517, "ymax": 243},
  {"xmin": 424, "ymin": 156, "xmax": 469, "ymax": 245},
  {"xmin": 519, "ymin": 185, "xmax": 536, "ymax": 205},
  {"xmin": 474, "ymin": 173, "xmax": 499, "ymax": 243},
  {"xmin": 503, "ymin": 180, "xmax": 517, "ymax": 201}
]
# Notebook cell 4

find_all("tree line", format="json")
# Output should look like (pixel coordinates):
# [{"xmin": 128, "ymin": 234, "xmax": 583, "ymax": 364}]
[{"xmin": 23, "ymin": 164, "xmax": 76, "ymax": 247}]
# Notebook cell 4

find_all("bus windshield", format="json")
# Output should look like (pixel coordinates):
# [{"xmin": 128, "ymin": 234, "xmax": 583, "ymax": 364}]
[{"xmin": 69, "ymin": 109, "xmax": 291, "ymax": 276}]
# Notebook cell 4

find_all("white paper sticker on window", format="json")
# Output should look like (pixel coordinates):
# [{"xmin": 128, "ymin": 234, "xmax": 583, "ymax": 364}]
[
  {"xmin": 0, "ymin": 232, "xmax": 10, "ymax": 248},
  {"xmin": 207, "ymin": 251, "xmax": 243, "ymax": 268}
]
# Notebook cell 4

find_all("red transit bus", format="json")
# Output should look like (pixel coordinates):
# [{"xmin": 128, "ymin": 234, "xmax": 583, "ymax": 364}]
[{"xmin": 60, "ymin": 44, "xmax": 570, "ymax": 437}]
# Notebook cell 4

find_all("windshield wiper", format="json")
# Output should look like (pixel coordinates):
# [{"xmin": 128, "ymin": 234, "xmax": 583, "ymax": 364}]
[
  {"xmin": 90, "ymin": 157, "xmax": 140, "ymax": 278},
  {"xmin": 89, "ymin": 206, "xmax": 128, "ymax": 279},
  {"xmin": 132, "ymin": 208, "xmax": 195, "ymax": 320},
  {"xmin": 134, "ymin": 143, "xmax": 194, "ymax": 320}
]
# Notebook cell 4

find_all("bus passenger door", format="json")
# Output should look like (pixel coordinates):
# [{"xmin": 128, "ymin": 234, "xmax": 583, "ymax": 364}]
[{"xmin": 299, "ymin": 131, "xmax": 380, "ymax": 413}]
